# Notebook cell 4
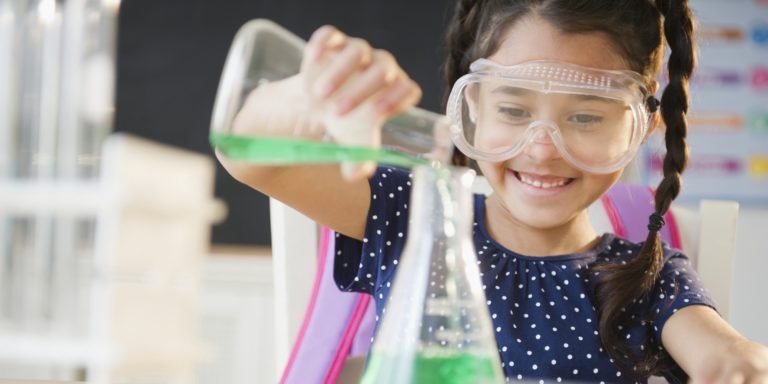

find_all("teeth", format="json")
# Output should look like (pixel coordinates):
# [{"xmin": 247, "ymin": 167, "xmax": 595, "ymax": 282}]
[{"xmin": 519, "ymin": 173, "xmax": 568, "ymax": 189}]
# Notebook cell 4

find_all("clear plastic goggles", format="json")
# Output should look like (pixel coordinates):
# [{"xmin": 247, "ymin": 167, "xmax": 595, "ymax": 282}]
[{"xmin": 446, "ymin": 59, "xmax": 653, "ymax": 174}]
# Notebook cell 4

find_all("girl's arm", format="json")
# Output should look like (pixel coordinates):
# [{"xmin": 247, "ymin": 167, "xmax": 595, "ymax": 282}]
[
  {"xmin": 217, "ymin": 25, "xmax": 421, "ymax": 240},
  {"xmin": 662, "ymin": 305, "xmax": 768, "ymax": 383}
]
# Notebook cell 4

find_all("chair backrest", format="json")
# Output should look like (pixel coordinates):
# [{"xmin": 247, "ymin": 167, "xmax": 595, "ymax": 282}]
[{"xmin": 270, "ymin": 179, "xmax": 738, "ymax": 384}]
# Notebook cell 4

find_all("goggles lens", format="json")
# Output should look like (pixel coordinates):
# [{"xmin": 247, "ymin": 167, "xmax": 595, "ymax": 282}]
[{"xmin": 448, "ymin": 60, "xmax": 651, "ymax": 174}]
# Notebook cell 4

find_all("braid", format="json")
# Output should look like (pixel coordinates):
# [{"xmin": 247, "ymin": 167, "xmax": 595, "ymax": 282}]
[
  {"xmin": 655, "ymin": 0, "xmax": 694, "ymax": 215},
  {"xmin": 442, "ymin": 0, "xmax": 484, "ymax": 166},
  {"xmin": 592, "ymin": 0, "xmax": 695, "ymax": 379}
]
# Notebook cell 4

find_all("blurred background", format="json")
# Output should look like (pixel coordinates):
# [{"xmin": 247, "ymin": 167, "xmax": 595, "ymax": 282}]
[
  {"xmin": 0, "ymin": 0, "xmax": 766, "ymax": 383},
  {"xmin": 115, "ymin": 0, "xmax": 454, "ymax": 247}
]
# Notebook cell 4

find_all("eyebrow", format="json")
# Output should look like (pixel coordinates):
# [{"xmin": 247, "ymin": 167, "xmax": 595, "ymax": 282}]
[{"xmin": 490, "ymin": 86, "xmax": 624, "ymax": 104}]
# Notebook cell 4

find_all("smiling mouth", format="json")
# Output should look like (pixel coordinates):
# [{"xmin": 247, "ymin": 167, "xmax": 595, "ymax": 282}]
[{"xmin": 513, "ymin": 171, "xmax": 575, "ymax": 189}]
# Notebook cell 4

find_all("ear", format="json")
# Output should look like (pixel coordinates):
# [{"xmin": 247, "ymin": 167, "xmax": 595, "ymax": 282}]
[
  {"xmin": 646, "ymin": 109, "xmax": 661, "ymax": 140},
  {"xmin": 650, "ymin": 110, "xmax": 661, "ymax": 129},
  {"xmin": 644, "ymin": 81, "xmax": 661, "ymax": 141}
]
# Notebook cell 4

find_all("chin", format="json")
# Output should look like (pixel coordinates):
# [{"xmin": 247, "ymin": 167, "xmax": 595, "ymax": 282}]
[{"xmin": 507, "ymin": 199, "xmax": 579, "ymax": 230}]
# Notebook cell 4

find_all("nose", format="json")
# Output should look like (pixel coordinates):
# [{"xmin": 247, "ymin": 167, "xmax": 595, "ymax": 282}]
[{"xmin": 522, "ymin": 123, "xmax": 562, "ymax": 163}]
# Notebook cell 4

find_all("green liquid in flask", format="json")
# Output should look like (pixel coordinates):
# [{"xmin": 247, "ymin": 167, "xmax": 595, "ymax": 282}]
[
  {"xmin": 210, "ymin": 132, "xmax": 428, "ymax": 168},
  {"xmin": 363, "ymin": 352, "xmax": 499, "ymax": 384}
]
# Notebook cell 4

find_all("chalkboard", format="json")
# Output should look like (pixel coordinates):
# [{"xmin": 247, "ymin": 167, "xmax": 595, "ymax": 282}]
[{"xmin": 114, "ymin": 0, "xmax": 454, "ymax": 245}]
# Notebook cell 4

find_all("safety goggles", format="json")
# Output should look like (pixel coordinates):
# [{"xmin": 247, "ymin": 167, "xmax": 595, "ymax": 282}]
[{"xmin": 446, "ymin": 59, "xmax": 655, "ymax": 174}]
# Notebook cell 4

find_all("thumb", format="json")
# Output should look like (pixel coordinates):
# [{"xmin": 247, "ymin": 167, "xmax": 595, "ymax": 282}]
[{"xmin": 323, "ymin": 100, "xmax": 384, "ymax": 181}]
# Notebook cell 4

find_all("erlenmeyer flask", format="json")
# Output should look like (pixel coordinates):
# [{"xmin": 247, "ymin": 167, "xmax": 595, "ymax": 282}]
[
  {"xmin": 361, "ymin": 164, "xmax": 505, "ymax": 384},
  {"xmin": 209, "ymin": 19, "xmax": 453, "ymax": 168}
]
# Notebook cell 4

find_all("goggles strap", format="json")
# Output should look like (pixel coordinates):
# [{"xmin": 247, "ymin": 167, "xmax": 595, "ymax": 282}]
[{"xmin": 646, "ymin": 96, "xmax": 660, "ymax": 113}]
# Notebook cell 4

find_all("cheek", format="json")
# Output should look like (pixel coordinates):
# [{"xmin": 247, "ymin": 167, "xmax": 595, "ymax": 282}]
[
  {"xmin": 583, "ymin": 171, "xmax": 623, "ymax": 199},
  {"xmin": 476, "ymin": 161, "xmax": 508, "ymax": 185},
  {"xmin": 475, "ymin": 112, "xmax": 515, "ymax": 150}
]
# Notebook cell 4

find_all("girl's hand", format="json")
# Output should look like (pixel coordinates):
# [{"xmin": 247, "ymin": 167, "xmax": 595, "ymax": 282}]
[
  {"xmin": 689, "ymin": 339, "xmax": 768, "ymax": 384},
  {"xmin": 302, "ymin": 25, "xmax": 421, "ymax": 125},
  {"xmin": 301, "ymin": 25, "xmax": 422, "ymax": 179},
  {"xmin": 232, "ymin": 25, "xmax": 421, "ymax": 180}
]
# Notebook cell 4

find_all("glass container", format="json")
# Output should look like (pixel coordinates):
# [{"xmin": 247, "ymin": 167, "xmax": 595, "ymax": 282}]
[
  {"xmin": 360, "ymin": 165, "xmax": 505, "ymax": 384},
  {"xmin": 0, "ymin": 0, "xmax": 119, "ymax": 379},
  {"xmin": 209, "ymin": 19, "xmax": 452, "ymax": 168}
]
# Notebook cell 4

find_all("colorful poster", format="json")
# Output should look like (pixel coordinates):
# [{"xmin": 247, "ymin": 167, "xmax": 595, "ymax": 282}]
[{"xmin": 643, "ymin": 0, "xmax": 768, "ymax": 204}]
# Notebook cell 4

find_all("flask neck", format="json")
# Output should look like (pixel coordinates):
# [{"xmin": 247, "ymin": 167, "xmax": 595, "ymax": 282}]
[{"xmin": 408, "ymin": 165, "xmax": 475, "ymax": 240}]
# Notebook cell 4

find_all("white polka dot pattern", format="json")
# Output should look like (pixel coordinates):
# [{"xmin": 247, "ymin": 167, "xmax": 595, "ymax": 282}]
[{"xmin": 333, "ymin": 167, "xmax": 716, "ymax": 383}]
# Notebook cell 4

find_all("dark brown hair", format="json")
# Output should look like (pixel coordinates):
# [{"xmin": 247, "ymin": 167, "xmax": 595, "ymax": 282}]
[{"xmin": 442, "ymin": 0, "xmax": 694, "ymax": 378}]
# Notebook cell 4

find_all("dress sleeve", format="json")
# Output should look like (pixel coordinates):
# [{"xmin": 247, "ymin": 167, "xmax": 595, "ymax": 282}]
[
  {"xmin": 650, "ymin": 248, "xmax": 718, "ymax": 343},
  {"xmin": 333, "ymin": 166, "xmax": 413, "ymax": 295},
  {"xmin": 647, "ymin": 248, "xmax": 718, "ymax": 383}
]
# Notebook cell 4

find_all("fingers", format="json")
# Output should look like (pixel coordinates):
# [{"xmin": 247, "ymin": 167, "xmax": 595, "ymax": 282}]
[
  {"xmin": 303, "ymin": 26, "xmax": 421, "ymax": 118},
  {"xmin": 300, "ymin": 25, "xmax": 422, "ymax": 182},
  {"xmin": 327, "ymin": 49, "xmax": 421, "ymax": 117},
  {"xmin": 372, "ymin": 74, "xmax": 422, "ymax": 115},
  {"xmin": 311, "ymin": 38, "xmax": 373, "ymax": 98},
  {"xmin": 305, "ymin": 25, "xmax": 347, "ymax": 64},
  {"xmin": 331, "ymin": 50, "xmax": 397, "ymax": 114}
]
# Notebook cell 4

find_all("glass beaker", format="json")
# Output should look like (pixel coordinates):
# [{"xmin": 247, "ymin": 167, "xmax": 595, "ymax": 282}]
[
  {"xmin": 209, "ymin": 19, "xmax": 453, "ymax": 168},
  {"xmin": 361, "ymin": 165, "xmax": 505, "ymax": 384}
]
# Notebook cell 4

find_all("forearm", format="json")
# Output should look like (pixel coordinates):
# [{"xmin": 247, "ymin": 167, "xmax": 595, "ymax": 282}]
[
  {"xmin": 662, "ymin": 305, "xmax": 744, "ymax": 375},
  {"xmin": 662, "ymin": 305, "xmax": 768, "ymax": 382},
  {"xmin": 216, "ymin": 149, "xmax": 370, "ymax": 240},
  {"xmin": 215, "ymin": 148, "xmax": 283, "ymax": 191}
]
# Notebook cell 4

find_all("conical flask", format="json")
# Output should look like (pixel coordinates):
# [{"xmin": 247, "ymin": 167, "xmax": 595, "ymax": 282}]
[
  {"xmin": 209, "ymin": 19, "xmax": 452, "ymax": 168},
  {"xmin": 361, "ymin": 164, "xmax": 505, "ymax": 384}
]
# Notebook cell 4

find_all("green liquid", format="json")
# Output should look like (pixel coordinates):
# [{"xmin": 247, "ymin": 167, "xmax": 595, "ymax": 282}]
[
  {"xmin": 210, "ymin": 132, "xmax": 427, "ymax": 168},
  {"xmin": 362, "ymin": 352, "xmax": 500, "ymax": 384}
]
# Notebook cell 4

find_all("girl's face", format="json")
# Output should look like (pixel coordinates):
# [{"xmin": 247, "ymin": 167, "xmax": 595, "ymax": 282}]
[{"xmin": 478, "ymin": 16, "xmax": 631, "ymax": 231}]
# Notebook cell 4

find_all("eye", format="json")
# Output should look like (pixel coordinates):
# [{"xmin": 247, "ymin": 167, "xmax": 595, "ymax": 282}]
[
  {"xmin": 497, "ymin": 106, "xmax": 531, "ymax": 120},
  {"xmin": 568, "ymin": 114, "xmax": 603, "ymax": 125}
]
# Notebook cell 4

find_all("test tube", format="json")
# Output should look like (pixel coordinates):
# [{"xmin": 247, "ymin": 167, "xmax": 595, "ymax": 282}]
[
  {"xmin": 51, "ymin": 0, "xmax": 119, "ymax": 341},
  {"xmin": 0, "ymin": 0, "xmax": 118, "ymax": 379},
  {"xmin": 0, "ymin": 0, "xmax": 19, "ymax": 331},
  {"xmin": 12, "ymin": 0, "xmax": 61, "ymax": 337}
]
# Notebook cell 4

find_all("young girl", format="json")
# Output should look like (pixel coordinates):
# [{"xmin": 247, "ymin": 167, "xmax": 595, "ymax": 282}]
[{"xmin": 218, "ymin": 0, "xmax": 768, "ymax": 382}]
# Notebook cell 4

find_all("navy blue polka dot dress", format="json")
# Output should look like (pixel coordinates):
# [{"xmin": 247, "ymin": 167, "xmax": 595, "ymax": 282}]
[{"xmin": 334, "ymin": 166, "xmax": 716, "ymax": 383}]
